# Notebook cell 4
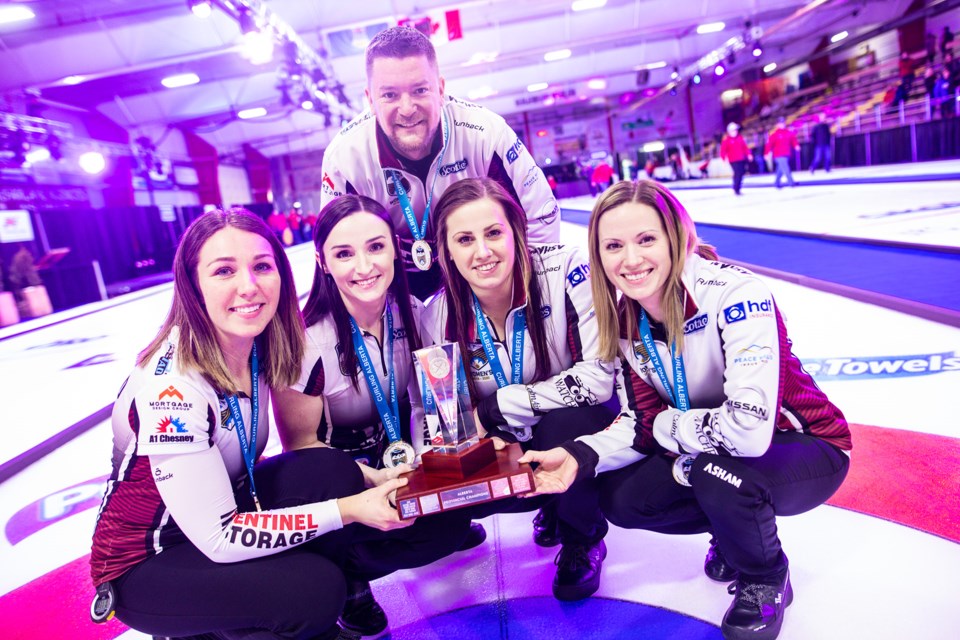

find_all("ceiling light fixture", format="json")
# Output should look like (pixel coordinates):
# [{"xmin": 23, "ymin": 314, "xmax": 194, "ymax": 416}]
[
  {"xmin": 238, "ymin": 107, "xmax": 268, "ymax": 119},
  {"xmin": 830, "ymin": 30, "xmax": 848, "ymax": 43},
  {"xmin": 188, "ymin": 0, "xmax": 212, "ymax": 19},
  {"xmin": 0, "ymin": 6, "xmax": 35, "ymax": 25},
  {"xmin": 161, "ymin": 73, "xmax": 200, "ymax": 88},
  {"xmin": 696, "ymin": 22, "xmax": 725, "ymax": 35},
  {"xmin": 571, "ymin": 0, "xmax": 607, "ymax": 11},
  {"xmin": 763, "ymin": 62, "xmax": 778, "ymax": 73},
  {"xmin": 544, "ymin": 49, "xmax": 572, "ymax": 62},
  {"xmin": 527, "ymin": 82, "xmax": 549, "ymax": 92}
]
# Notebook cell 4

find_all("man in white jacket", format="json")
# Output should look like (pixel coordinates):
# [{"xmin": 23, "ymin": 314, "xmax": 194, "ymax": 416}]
[{"xmin": 320, "ymin": 26, "xmax": 559, "ymax": 299}]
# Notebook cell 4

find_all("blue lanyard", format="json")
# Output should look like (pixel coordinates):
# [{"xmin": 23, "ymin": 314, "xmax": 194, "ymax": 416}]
[
  {"xmin": 227, "ymin": 343, "xmax": 261, "ymax": 511},
  {"xmin": 473, "ymin": 294, "xmax": 526, "ymax": 388},
  {"xmin": 349, "ymin": 306, "xmax": 401, "ymax": 444},
  {"xmin": 391, "ymin": 111, "xmax": 450, "ymax": 243},
  {"xmin": 638, "ymin": 308, "xmax": 689, "ymax": 411}
]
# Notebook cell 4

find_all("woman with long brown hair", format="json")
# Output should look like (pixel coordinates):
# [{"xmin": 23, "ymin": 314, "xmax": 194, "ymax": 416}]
[{"xmin": 422, "ymin": 177, "xmax": 616, "ymax": 602}]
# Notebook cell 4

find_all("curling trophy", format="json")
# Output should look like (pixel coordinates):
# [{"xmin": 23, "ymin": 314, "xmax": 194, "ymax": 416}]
[{"xmin": 394, "ymin": 343, "xmax": 535, "ymax": 519}]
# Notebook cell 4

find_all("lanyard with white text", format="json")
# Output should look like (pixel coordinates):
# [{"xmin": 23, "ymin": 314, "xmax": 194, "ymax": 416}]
[
  {"xmin": 227, "ymin": 342, "xmax": 261, "ymax": 512},
  {"xmin": 391, "ymin": 111, "xmax": 450, "ymax": 245},
  {"xmin": 349, "ymin": 306, "xmax": 401, "ymax": 444},
  {"xmin": 473, "ymin": 294, "xmax": 526, "ymax": 388},
  {"xmin": 638, "ymin": 308, "xmax": 689, "ymax": 411}
]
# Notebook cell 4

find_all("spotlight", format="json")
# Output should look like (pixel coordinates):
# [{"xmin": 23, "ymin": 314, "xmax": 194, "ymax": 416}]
[
  {"xmin": 671, "ymin": 66, "xmax": 679, "ymax": 80},
  {"xmin": 693, "ymin": 73, "xmax": 702, "ymax": 84},
  {"xmin": 714, "ymin": 64, "xmax": 726, "ymax": 77},
  {"xmin": 79, "ymin": 151, "xmax": 106, "ymax": 175},
  {"xmin": 752, "ymin": 43, "xmax": 763, "ymax": 57},
  {"xmin": 188, "ymin": 0, "xmax": 211, "ymax": 19}
]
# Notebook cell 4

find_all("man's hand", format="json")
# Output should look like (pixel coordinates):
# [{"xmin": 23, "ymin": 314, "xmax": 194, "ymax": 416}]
[{"xmin": 517, "ymin": 447, "xmax": 579, "ymax": 496}]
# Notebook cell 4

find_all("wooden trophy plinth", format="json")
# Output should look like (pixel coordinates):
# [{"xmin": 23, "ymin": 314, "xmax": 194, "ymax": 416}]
[{"xmin": 395, "ymin": 441, "xmax": 535, "ymax": 519}]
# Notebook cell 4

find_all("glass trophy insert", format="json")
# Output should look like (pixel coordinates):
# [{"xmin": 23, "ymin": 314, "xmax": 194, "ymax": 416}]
[{"xmin": 394, "ymin": 343, "xmax": 535, "ymax": 519}]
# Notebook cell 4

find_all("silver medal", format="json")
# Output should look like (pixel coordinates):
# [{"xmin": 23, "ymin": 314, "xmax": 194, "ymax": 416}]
[
  {"xmin": 383, "ymin": 440, "xmax": 416, "ymax": 468},
  {"xmin": 411, "ymin": 240, "xmax": 433, "ymax": 271}
]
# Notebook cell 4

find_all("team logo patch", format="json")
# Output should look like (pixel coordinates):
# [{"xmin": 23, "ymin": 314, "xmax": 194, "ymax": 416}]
[
  {"xmin": 733, "ymin": 344, "xmax": 774, "ymax": 367},
  {"xmin": 438, "ymin": 158, "xmax": 469, "ymax": 176},
  {"xmin": 537, "ymin": 200, "xmax": 559, "ymax": 225},
  {"xmin": 632, "ymin": 340, "xmax": 650, "ymax": 363},
  {"xmin": 384, "ymin": 171, "xmax": 413, "ymax": 197},
  {"xmin": 567, "ymin": 264, "xmax": 590, "ymax": 288},
  {"xmin": 684, "ymin": 314, "xmax": 708, "ymax": 334},
  {"xmin": 159, "ymin": 386, "xmax": 183, "ymax": 401},
  {"xmin": 555, "ymin": 374, "xmax": 598, "ymax": 407},
  {"xmin": 505, "ymin": 138, "xmax": 524, "ymax": 164},
  {"xmin": 470, "ymin": 347, "xmax": 488, "ymax": 371}
]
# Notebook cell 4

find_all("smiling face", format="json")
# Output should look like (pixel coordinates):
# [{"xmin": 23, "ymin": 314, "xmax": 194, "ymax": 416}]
[
  {"xmin": 444, "ymin": 197, "xmax": 517, "ymax": 302},
  {"xmin": 196, "ymin": 226, "xmax": 281, "ymax": 354},
  {"xmin": 366, "ymin": 55, "xmax": 445, "ymax": 161},
  {"xmin": 597, "ymin": 202, "xmax": 673, "ymax": 321},
  {"xmin": 320, "ymin": 211, "xmax": 396, "ymax": 317}
]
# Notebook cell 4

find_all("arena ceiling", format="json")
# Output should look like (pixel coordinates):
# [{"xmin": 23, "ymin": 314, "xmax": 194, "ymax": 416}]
[{"xmin": 0, "ymin": 0, "xmax": 937, "ymax": 157}]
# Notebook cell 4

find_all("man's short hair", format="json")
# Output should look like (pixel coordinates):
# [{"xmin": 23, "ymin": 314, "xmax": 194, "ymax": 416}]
[{"xmin": 365, "ymin": 26, "xmax": 438, "ymax": 79}]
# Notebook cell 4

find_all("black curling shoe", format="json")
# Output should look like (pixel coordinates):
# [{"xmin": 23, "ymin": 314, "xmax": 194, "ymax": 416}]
[
  {"xmin": 704, "ymin": 537, "xmax": 739, "ymax": 582},
  {"xmin": 532, "ymin": 507, "xmax": 561, "ymax": 547},
  {"xmin": 339, "ymin": 579, "xmax": 388, "ymax": 637},
  {"xmin": 457, "ymin": 521, "xmax": 488, "ymax": 551},
  {"xmin": 721, "ymin": 571, "xmax": 793, "ymax": 640},
  {"xmin": 552, "ymin": 539, "xmax": 606, "ymax": 601}
]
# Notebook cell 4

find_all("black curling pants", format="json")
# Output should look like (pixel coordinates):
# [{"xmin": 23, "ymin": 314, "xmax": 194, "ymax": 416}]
[
  {"xmin": 600, "ymin": 430, "xmax": 849, "ymax": 582},
  {"xmin": 467, "ymin": 404, "xmax": 617, "ymax": 546}
]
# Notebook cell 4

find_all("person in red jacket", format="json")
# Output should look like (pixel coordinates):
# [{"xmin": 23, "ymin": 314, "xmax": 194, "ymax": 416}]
[
  {"xmin": 719, "ymin": 123, "xmax": 752, "ymax": 195},
  {"xmin": 766, "ymin": 118, "xmax": 800, "ymax": 189}
]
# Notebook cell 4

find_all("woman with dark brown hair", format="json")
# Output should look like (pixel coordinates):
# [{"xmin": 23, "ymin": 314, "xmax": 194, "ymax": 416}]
[{"xmin": 423, "ymin": 177, "xmax": 616, "ymax": 602}]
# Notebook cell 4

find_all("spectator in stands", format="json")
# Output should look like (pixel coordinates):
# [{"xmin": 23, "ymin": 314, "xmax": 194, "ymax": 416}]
[
  {"xmin": 547, "ymin": 173, "xmax": 559, "ymax": 197},
  {"xmin": 942, "ymin": 25, "xmax": 955, "ymax": 61},
  {"xmin": 924, "ymin": 67, "xmax": 938, "ymax": 100},
  {"xmin": 766, "ymin": 117, "xmax": 799, "ymax": 189},
  {"xmin": 809, "ymin": 113, "xmax": 832, "ymax": 174},
  {"xmin": 288, "ymin": 208, "xmax": 303, "ymax": 244},
  {"xmin": 591, "ymin": 159, "xmax": 615, "ymax": 195},
  {"xmin": 933, "ymin": 67, "xmax": 955, "ymax": 119},
  {"xmin": 719, "ymin": 122, "xmax": 752, "ymax": 196},
  {"xmin": 267, "ymin": 209, "xmax": 289, "ymax": 242},
  {"xmin": 927, "ymin": 31, "xmax": 938, "ymax": 65},
  {"xmin": 945, "ymin": 51, "xmax": 959, "ymax": 85},
  {"xmin": 898, "ymin": 51, "xmax": 915, "ymax": 95}
]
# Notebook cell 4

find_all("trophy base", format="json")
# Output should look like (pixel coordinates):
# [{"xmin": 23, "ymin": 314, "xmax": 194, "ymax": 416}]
[
  {"xmin": 421, "ymin": 437, "xmax": 496, "ymax": 479},
  {"xmin": 395, "ymin": 442, "xmax": 534, "ymax": 520}
]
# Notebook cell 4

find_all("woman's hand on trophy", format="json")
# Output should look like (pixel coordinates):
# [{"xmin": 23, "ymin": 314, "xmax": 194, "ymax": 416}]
[
  {"xmin": 337, "ymin": 478, "xmax": 416, "ymax": 530},
  {"xmin": 489, "ymin": 437, "xmax": 508, "ymax": 451},
  {"xmin": 360, "ymin": 463, "xmax": 415, "ymax": 488},
  {"xmin": 517, "ymin": 447, "xmax": 579, "ymax": 496}
]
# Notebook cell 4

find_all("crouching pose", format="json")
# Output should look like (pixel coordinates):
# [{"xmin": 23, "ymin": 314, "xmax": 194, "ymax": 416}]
[
  {"xmin": 423, "ymin": 178, "xmax": 617, "ymax": 601},
  {"xmin": 522, "ymin": 180, "xmax": 852, "ymax": 640},
  {"xmin": 90, "ymin": 208, "xmax": 409, "ymax": 640},
  {"xmin": 271, "ymin": 195, "xmax": 475, "ymax": 636}
]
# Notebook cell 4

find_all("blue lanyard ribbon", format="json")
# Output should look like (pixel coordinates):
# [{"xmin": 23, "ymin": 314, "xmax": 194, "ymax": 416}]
[
  {"xmin": 227, "ymin": 342, "xmax": 261, "ymax": 511},
  {"xmin": 391, "ymin": 111, "xmax": 450, "ymax": 243},
  {"xmin": 349, "ymin": 306, "xmax": 401, "ymax": 444},
  {"xmin": 473, "ymin": 294, "xmax": 526, "ymax": 388},
  {"xmin": 638, "ymin": 308, "xmax": 689, "ymax": 411}
]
